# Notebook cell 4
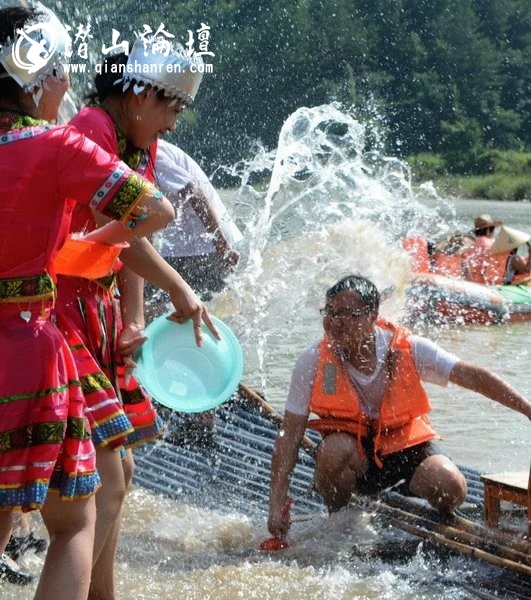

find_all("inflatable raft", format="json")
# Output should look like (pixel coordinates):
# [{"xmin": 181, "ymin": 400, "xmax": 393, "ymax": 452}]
[
  {"xmin": 406, "ymin": 273, "xmax": 531, "ymax": 325},
  {"xmin": 403, "ymin": 238, "xmax": 531, "ymax": 325}
]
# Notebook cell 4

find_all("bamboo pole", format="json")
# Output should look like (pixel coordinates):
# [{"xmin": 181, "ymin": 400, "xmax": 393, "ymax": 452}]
[
  {"xmin": 383, "ymin": 492, "xmax": 531, "ymax": 557},
  {"xmin": 363, "ymin": 498, "xmax": 531, "ymax": 567},
  {"xmin": 237, "ymin": 383, "xmax": 316, "ymax": 455},
  {"xmin": 387, "ymin": 517, "xmax": 531, "ymax": 578}
]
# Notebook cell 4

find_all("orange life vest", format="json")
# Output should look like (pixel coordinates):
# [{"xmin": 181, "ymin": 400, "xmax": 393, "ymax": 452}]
[
  {"xmin": 431, "ymin": 252, "xmax": 465, "ymax": 278},
  {"xmin": 402, "ymin": 237, "xmax": 431, "ymax": 273},
  {"xmin": 462, "ymin": 250, "xmax": 509, "ymax": 285},
  {"xmin": 308, "ymin": 319, "xmax": 438, "ymax": 465}
]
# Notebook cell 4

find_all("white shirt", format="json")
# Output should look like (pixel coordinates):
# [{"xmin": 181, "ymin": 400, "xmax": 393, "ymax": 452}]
[
  {"xmin": 153, "ymin": 139, "xmax": 243, "ymax": 257},
  {"xmin": 285, "ymin": 327, "xmax": 459, "ymax": 418}
]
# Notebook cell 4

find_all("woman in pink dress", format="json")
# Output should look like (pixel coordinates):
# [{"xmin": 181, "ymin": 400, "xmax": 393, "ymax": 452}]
[
  {"xmin": 56, "ymin": 39, "xmax": 219, "ymax": 599},
  {"xmin": 0, "ymin": 5, "xmax": 177, "ymax": 599}
]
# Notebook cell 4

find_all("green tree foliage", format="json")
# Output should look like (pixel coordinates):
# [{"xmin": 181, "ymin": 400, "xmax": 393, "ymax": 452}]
[{"xmin": 59, "ymin": 0, "xmax": 531, "ymax": 177}]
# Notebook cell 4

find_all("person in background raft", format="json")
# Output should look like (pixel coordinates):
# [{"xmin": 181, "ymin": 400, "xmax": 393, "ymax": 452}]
[
  {"xmin": 146, "ymin": 137, "xmax": 242, "ymax": 312},
  {"xmin": 0, "ymin": 4, "xmax": 177, "ymax": 598},
  {"xmin": 490, "ymin": 226, "xmax": 531, "ymax": 285},
  {"xmin": 472, "ymin": 214, "xmax": 502, "ymax": 251},
  {"xmin": 268, "ymin": 274, "xmax": 531, "ymax": 538},
  {"xmin": 463, "ymin": 214, "xmax": 503, "ymax": 283},
  {"xmin": 56, "ymin": 39, "xmax": 219, "ymax": 600}
]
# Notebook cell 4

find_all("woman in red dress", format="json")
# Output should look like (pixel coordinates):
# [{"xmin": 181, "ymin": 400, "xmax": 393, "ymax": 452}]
[
  {"xmin": 0, "ymin": 5, "xmax": 177, "ymax": 598},
  {"xmin": 56, "ymin": 38, "xmax": 218, "ymax": 599}
]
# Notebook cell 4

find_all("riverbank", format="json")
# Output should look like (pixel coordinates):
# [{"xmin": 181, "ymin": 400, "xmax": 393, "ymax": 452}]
[
  {"xmin": 407, "ymin": 150, "xmax": 531, "ymax": 201},
  {"xmin": 430, "ymin": 173, "xmax": 531, "ymax": 202}
]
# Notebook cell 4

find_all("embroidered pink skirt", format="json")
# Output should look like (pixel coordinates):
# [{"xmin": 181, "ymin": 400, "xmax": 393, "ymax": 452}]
[
  {"xmin": 0, "ymin": 301, "xmax": 100, "ymax": 510},
  {"xmin": 56, "ymin": 275, "xmax": 162, "ymax": 449}
]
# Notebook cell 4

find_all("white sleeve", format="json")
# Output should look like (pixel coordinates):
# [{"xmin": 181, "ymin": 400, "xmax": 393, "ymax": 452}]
[
  {"xmin": 284, "ymin": 342, "xmax": 320, "ymax": 415},
  {"xmin": 410, "ymin": 335, "xmax": 459, "ymax": 387},
  {"xmin": 155, "ymin": 140, "xmax": 243, "ymax": 246},
  {"xmin": 155, "ymin": 140, "xmax": 196, "ymax": 196}
]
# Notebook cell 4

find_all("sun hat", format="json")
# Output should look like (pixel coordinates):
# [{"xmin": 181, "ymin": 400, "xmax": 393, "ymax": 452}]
[
  {"xmin": 134, "ymin": 314, "xmax": 244, "ymax": 413},
  {"xmin": 473, "ymin": 214, "xmax": 503, "ymax": 231},
  {"xmin": 490, "ymin": 226, "xmax": 530, "ymax": 255}
]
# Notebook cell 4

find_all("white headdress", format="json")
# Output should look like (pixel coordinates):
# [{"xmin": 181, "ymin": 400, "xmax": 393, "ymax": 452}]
[
  {"xmin": 0, "ymin": 1, "xmax": 71, "ymax": 104},
  {"xmin": 116, "ymin": 38, "xmax": 204, "ymax": 106}
]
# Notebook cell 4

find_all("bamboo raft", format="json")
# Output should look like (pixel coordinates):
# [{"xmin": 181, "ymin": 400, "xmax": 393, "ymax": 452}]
[{"xmin": 133, "ymin": 385, "xmax": 530, "ymax": 599}]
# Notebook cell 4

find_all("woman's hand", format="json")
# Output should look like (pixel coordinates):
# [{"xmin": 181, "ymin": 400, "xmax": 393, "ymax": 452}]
[
  {"xmin": 117, "ymin": 322, "xmax": 148, "ymax": 368},
  {"xmin": 167, "ymin": 284, "xmax": 220, "ymax": 347}
]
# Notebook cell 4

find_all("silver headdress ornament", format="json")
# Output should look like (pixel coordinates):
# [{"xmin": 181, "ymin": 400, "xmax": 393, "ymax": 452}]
[
  {"xmin": 116, "ymin": 38, "xmax": 204, "ymax": 106},
  {"xmin": 0, "ymin": 1, "xmax": 71, "ymax": 105}
]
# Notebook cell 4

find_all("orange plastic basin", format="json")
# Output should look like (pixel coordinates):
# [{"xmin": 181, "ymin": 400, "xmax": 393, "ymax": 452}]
[{"xmin": 54, "ymin": 237, "xmax": 128, "ymax": 279}]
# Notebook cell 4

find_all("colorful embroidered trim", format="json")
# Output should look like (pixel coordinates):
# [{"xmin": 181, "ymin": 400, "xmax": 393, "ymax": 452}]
[
  {"xmin": 103, "ymin": 172, "xmax": 149, "ymax": 223},
  {"xmin": 0, "ymin": 272, "xmax": 55, "ymax": 303},
  {"xmin": 114, "ymin": 119, "xmax": 152, "ymax": 175},
  {"xmin": 0, "ymin": 111, "xmax": 52, "ymax": 144},
  {"xmin": 93, "ymin": 273, "xmax": 117, "ymax": 291},
  {"xmin": 0, "ymin": 383, "xmax": 68, "ymax": 406},
  {"xmin": 0, "ymin": 111, "xmax": 48, "ymax": 130},
  {"xmin": 65, "ymin": 415, "xmax": 92, "ymax": 440},
  {"xmin": 0, "ymin": 470, "xmax": 101, "ymax": 507},
  {"xmin": 0, "ymin": 421, "xmax": 66, "ymax": 454},
  {"xmin": 88, "ymin": 163, "xmax": 131, "ymax": 215},
  {"xmin": 0, "ymin": 125, "xmax": 53, "ymax": 145}
]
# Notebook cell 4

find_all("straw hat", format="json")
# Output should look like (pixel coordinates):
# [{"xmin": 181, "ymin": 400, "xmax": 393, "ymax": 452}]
[
  {"xmin": 490, "ymin": 226, "xmax": 530, "ymax": 255},
  {"xmin": 473, "ymin": 214, "xmax": 503, "ymax": 230}
]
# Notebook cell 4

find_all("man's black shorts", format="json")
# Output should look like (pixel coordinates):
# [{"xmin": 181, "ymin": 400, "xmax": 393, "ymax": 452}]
[{"xmin": 356, "ymin": 440, "xmax": 446, "ymax": 496}]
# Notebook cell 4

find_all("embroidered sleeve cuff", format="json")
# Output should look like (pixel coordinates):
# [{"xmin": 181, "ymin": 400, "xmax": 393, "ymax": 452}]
[{"xmin": 89, "ymin": 166, "xmax": 156, "ymax": 224}]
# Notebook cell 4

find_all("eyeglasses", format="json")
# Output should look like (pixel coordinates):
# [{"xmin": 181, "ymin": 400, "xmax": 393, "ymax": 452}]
[{"xmin": 319, "ymin": 307, "xmax": 369, "ymax": 319}]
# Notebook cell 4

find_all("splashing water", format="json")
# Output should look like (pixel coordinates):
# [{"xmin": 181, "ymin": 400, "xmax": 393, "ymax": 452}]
[{"xmin": 198, "ymin": 103, "xmax": 454, "ymax": 395}]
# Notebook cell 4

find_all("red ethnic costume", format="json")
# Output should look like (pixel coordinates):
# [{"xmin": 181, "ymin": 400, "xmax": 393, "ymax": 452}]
[
  {"xmin": 0, "ymin": 112, "xmax": 151, "ymax": 510},
  {"xmin": 55, "ymin": 106, "xmax": 162, "ymax": 448},
  {"xmin": 308, "ymin": 319, "xmax": 439, "ymax": 468}
]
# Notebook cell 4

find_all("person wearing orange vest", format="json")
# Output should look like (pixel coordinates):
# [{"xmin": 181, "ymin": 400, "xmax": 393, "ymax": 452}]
[{"xmin": 268, "ymin": 274, "xmax": 531, "ymax": 539}]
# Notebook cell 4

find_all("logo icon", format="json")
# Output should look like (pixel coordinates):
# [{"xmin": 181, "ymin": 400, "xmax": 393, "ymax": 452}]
[{"xmin": 12, "ymin": 22, "xmax": 59, "ymax": 74}]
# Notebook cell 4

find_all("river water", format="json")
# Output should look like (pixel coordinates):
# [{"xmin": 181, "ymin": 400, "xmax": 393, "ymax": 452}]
[{"xmin": 3, "ymin": 105, "xmax": 530, "ymax": 599}]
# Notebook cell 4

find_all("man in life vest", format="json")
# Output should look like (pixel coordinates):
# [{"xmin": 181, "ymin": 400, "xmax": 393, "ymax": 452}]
[{"xmin": 268, "ymin": 274, "xmax": 531, "ymax": 538}]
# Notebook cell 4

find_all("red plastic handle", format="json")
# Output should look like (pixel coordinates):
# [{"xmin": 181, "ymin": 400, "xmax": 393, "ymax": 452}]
[
  {"xmin": 259, "ymin": 537, "xmax": 291, "ymax": 551},
  {"xmin": 260, "ymin": 497, "xmax": 294, "ymax": 551}
]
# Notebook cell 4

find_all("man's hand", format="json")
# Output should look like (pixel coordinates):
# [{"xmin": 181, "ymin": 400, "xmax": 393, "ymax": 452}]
[{"xmin": 267, "ymin": 498, "xmax": 292, "ymax": 539}]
